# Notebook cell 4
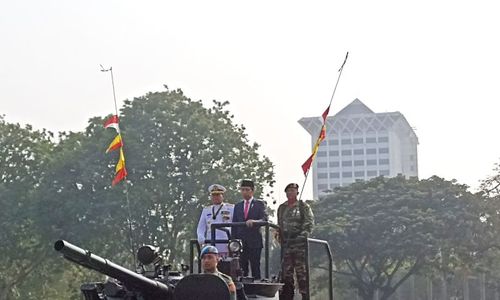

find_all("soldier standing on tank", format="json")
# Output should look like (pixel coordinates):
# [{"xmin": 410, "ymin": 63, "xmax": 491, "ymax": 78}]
[
  {"xmin": 277, "ymin": 183, "xmax": 314, "ymax": 300},
  {"xmin": 197, "ymin": 184, "xmax": 234, "ymax": 256},
  {"xmin": 200, "ymin": 245, "xmax": 237, "ymax": 300}
]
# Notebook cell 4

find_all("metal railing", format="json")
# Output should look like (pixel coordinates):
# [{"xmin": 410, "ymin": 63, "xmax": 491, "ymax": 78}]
[
  {"xmin": 189, "ymin": 221, "xmax": 334, "ymax": 300},
  {"xmin": 305, "ymin": 237, "xmax": 334, "ymax": 300},
  {"xmin": 210, "ymin": 221, "xmax": 279, "ymax": 279}
]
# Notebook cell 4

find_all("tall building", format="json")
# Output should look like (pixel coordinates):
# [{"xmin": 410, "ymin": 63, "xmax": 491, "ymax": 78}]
[{"xmin": 299, "ymin": 99, "xmax": 418, "ymax": 199}]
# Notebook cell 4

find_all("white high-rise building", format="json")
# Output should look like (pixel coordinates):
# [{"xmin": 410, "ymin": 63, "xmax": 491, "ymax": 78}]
[{"xmin": 299, "ymin": 99, "xmax": 418, "ymax": 199}]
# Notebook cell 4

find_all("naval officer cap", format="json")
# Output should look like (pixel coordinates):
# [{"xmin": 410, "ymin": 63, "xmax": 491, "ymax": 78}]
[{"xmin": 208, "ymin": 184, "xmax": 226, "ymax": 195}]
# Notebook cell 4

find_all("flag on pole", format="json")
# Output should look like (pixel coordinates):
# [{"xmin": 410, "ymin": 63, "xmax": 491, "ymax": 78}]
[
  {"xmin": 103, "ymin": 114, "xmax": 126, "ymax": 186},
  {"xmin": 106, "ymin": 134, "xmax": 123, "ymax": 153},
  {"xmin": 301, "ymin": 105, "xmax": 330, "ymax": 175},
  {"xmin": 104, "ymin": 115, "xmax": 120, "ymax": 131},
  {"xmin": 112, "ymin": 148, "xmax": 127, "ymax": 186}
]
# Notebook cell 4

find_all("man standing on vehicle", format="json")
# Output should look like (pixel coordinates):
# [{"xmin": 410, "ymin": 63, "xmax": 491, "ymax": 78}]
[
  {"xmin": 277, "ymin": 183, "xmax": 314, "ymax": 300},
  {"xmin": 197, "ymin": 184, "xmax": 234, "ymax": 256},
  {"xmin": 232, "ymin": 179, "xmax": 267, "ymax": 279}
]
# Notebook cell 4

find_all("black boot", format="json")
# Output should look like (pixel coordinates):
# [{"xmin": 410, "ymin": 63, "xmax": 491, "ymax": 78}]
[
  {"xmin": 279, "ymin": 285, "xmax": 294, "ymax": 300},
  {"xmin": 279, "ymin": 292, "xmax": 294, "ymax": 300}
]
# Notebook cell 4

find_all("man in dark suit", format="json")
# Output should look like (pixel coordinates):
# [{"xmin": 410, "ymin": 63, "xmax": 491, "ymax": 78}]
[{"xmin": 232, "ymin": 179, "xmax": 268, "ymax": 279}]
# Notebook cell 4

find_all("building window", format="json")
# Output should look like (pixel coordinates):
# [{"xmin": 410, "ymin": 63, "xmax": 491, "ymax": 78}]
[
  {"xmin": 354, "ymin": 171, "xmax": 365, "ymax": 177},
  {"xmin": 379, "ymin": 159, "xmax": 389, "ymax": 165},
  {"xmin": 341, "ymin": 149, "xmax": 352, "ymax": 156},
  {"xmin": 330, "ymin": 161, "xmax": 340, "ymax": 167},
  {"xmin": 367, "ymin": 159, "xmax": 377, "ymax": 166},
  {"xmin": 318, "ymin": 162, "xmax": 328, "ymax": 168},
  {"xmin": 330, "ymin": 183, "xmax": 340, "ymax": 189},
  {"xmin": 353, "ymin": 138, "xmax": 364, "ymax": 144},
  {"xmin": 318, "ymin": 173, "xmax": 328, "ymax": 179},
  {"xmin": 379, "ymin": 148, "xmax": 389, "ymax": 154},
  {"xmin": 329, "ymin": 139, "xmax": 339, "ymax": 145},
  {"xmin": 380, "ymin": 170, "xmax": 390, "ymax": 176},
  {"xmin": 341, "ymin": 138, "xmax": 352, "ymax": 145},
  {"xmin": 330, "ymin": 172, "xmax": 340, "ymax": 178},
  {"xmin": 354, "ymin": 160, "xmax": 364, "ymax": 166},
  {"xmin": 342, "ymin": 172, "xmax": 352, "ymax": 178},
  {"xmin": 317, "ymin": 151, "xmax": 327, "ymax": 157},
  {"xmin": 353, "ymin": 149, "xmax": 364, "ymax": 155},
  {"xmin": 367, "ymin": 170, "xmax": 378, "ymax": 177},
  {"xmin": 366, "ymin": 148, "xmax": 377, "ymax": 155},
  {"xmin": 329, "ymin": 150, "xmax": 339, "ymax": 156},
  {"xmin": 366, "ymin": 137, "xmax": 377, "ymax": 143},
  {"xmin": 342, "ymin": 160, "xmax": 352, "ymax": 167},
  {"xmin": 378, "ymin": 136, "xmax": 389, "ymax": 143}
]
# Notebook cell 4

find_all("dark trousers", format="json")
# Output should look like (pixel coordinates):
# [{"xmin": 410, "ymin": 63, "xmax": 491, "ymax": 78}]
[{"xmin": 240, "ymin": 246, "xmax": 262, "ymax": 279}]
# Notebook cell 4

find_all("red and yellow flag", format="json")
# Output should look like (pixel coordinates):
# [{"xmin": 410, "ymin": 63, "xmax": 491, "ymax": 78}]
[
  {"xmin": 301, "ymin": 105, "xmax": 330, "ymax": 175},
  {"xmin": 112, "ymin": 148, "xmax": 127, "ymax": 186},
  {"xmin": 106, "ymin": 134, "xmax": 123, "ymax": 153},
  {"xmin": 103, "ymin": 115, "xmax": 127, "ymax": 186}
]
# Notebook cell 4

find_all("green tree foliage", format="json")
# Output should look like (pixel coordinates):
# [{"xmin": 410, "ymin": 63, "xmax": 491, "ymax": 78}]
[
  {"xmin": 313, "ymin": 175, "xmax": 486, "ymax": 300},
  {"xmin": 0, "ymin": 116, "xmax": 58, "ymax": 300},
  {"xmin": 37, "ymin": 87, "xmax": 275, "ymax": 266},
  {"xmin": 0, "ymin": 87, "xmax": 274, "ymax": 299},
  {"xmin": 476, "ymin": 161, "xmax": 500, "ymax": 292}
]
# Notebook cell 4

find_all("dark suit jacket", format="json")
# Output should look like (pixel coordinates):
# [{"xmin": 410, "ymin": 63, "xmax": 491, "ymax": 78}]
[{"xmin": 232, "ymin": 198, "xmax": 268, "ymax": 248}]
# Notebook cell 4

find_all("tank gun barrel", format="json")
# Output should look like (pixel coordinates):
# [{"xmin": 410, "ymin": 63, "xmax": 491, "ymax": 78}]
[{"xmin": 54, "ymin": 240, "xmax": 171, "ymax": 298}]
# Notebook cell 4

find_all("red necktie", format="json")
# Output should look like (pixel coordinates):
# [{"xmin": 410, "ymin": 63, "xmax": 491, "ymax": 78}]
[{"xmin": 244, "ymin": 200, "xmax": 250, "ymax": 220}]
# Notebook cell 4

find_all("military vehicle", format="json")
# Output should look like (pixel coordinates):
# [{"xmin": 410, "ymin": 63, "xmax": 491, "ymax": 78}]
[{"xmin": 55, "ymin": 221, "xmax": 333, "ymax": 300}]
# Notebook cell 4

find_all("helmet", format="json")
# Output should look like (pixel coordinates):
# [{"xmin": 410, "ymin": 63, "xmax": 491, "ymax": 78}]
[{"xmin": 200, "ymin": 245, "xmax": 218, "ymax": 258}]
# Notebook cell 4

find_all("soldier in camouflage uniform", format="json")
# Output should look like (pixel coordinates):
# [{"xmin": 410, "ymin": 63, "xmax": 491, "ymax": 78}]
[{"xmin": 277, "ymin": 183, "xmax": 314, "ymax": 300}]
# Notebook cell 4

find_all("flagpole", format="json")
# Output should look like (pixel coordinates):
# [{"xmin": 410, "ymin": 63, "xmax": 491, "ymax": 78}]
[
  {"xmin": 109, "ymin": 67, "xmax": 120, "ymax": 118},
  {"xmin": 101, "ymin": 65, "xmax": 137, "ymax": 267},
  {"xmin": 299, "ymin": 169, "xmax": 310, "ymax": 202},
  {"xmin": 301, "ymin": 52, "xmax": 349, "ymax": 201},
  {"xmin": 327, "ymin": 52, "xmax": 349, "ymax": 110}
]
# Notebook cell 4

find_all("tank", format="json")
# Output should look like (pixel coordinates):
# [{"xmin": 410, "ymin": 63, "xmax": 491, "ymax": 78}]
[
  {"xmin": 54, "ymin": 240, "xmax": 231, "ymax": 300},
  {"xmin": 55, "ymin": 220, "xmax": 332, "ymax": 300}
]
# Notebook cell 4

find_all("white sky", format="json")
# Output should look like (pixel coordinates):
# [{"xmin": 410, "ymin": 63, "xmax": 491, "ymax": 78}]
[{"xmin": 1, "ymin": 0, "xmax": 499, "ymax": 202}]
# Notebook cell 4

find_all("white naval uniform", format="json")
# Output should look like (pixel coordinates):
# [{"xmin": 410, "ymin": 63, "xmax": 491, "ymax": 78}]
[{"xmin": 197, "ymin": 203, "xmax": 234, "ymax": 254}]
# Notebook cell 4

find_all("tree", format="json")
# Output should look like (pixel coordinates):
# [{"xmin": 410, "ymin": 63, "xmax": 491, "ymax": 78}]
[
  {"xmin": 38, "ymin": 87, "xmax": 275, "ymax": 268},
  {"xmin": 313, "ymin": 175, "xmax": 485, "ymax": 300},
  {"xmin": 0, "ymin": 116, "xmax": 58, "ymax": 300},
  {"xmin": 475, "ymin": 160, "xmax": 500, "ymax": 295}
]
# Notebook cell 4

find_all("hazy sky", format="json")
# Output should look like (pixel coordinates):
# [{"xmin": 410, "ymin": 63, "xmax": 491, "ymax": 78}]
[{"xmin": 1, "ymin": 0, "xmax": 499, "ymax": 202}]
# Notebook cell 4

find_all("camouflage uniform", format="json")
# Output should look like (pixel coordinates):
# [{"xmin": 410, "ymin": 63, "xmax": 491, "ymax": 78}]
[{"xmin": 277, "ymin": 200, "xmax": 314, "ymax": 300}]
